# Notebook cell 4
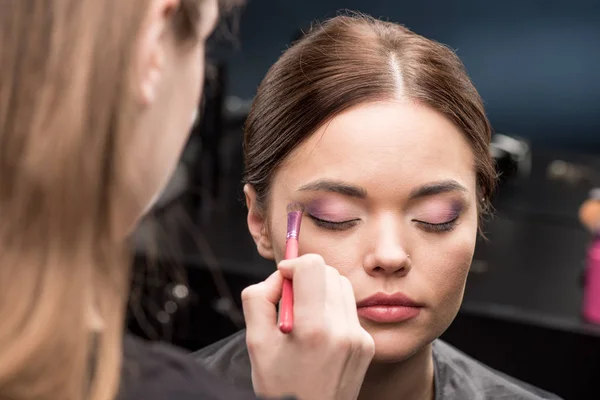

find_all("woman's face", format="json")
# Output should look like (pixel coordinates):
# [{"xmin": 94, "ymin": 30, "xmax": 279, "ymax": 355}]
[{"xmin": 246, "ymin": 101, "xmax": 478, "ymax": 362}]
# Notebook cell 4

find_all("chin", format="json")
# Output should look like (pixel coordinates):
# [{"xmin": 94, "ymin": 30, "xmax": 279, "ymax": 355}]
[{"xmin": 365, "ymin": 323, "xmax": 434, "ymax": 364}]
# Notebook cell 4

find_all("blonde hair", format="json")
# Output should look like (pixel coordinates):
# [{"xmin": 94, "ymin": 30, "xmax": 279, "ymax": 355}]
[{"xmin": 0, "ymin": 1, "xmax": 204, "ymax": 399}]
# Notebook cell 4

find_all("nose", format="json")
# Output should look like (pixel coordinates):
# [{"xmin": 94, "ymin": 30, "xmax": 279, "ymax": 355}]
[{"xmin": 363, "ymin": 215, "xmax": 411, "ymax": 277}]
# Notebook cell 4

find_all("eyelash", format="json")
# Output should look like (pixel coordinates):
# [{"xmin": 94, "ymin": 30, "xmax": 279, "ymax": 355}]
[
  {"xmin": 308, "ymin": 215, "xmax": 360, "ymax": 231},
  {"xmin": 308, "ymin": 215, "xmax": 460, "ymax": 233},
  {"xmin": 415, "ymin": 216, "xmax": 460, "ymax": 233}
]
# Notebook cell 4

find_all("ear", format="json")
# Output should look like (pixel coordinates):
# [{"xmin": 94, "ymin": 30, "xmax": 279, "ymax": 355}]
[
  {"xmin": 136, "ymin": 0, "xmax": 181, "ymax": 105},
  {"xmin": 244, "ymin": 184, "xmax": 275, "ymax": 260}
]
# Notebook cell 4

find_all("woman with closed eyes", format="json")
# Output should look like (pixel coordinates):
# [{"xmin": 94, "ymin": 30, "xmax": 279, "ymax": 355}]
[{"xmin": 196, "ymin": 13, "xmax": 562, "ymax": 400}]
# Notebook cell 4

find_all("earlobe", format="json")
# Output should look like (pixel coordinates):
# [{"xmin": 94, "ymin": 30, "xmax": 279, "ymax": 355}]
[{"xmin": 244, "ymin": 184, "xmax": 275, "ymax": 260}]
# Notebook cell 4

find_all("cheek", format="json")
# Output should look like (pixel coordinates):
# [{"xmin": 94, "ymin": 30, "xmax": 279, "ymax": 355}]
[
  {"xmin": 179, "ymin": 44, "xmax": 205, "ymax": 127},
  {"xmin": 422, "ymin": 230, "xmax": 476, "ymax": 310},
  {"xmin": 270, "ymin": 217, "xmax": 359, "ymax": 277},
  {"xmin": 297, "ymin": 223, "xmax": 363, "ymax": 277},
  {"xmin": 193, "ymin": 49, "xmax": 205, "ymax": 103}
]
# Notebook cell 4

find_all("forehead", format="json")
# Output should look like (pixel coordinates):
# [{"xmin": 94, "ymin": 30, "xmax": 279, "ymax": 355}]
[{"xmin": 277, "ymin": 101, "xmax": 477, "ymax": 196}]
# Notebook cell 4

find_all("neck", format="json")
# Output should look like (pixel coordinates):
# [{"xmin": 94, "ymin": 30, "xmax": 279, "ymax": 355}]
[{"xmin": 358, "ymin": 343, "xmax": 435, "ymax": 400}]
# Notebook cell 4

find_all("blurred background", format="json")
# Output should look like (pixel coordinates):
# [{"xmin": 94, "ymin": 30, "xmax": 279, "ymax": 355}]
[{"xmin": 128, "ymin": 1, "xmax": 600, "ymax": 399}]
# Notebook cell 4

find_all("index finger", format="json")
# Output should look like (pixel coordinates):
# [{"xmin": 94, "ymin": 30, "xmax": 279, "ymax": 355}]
[
  {"xmin": 279, "ymin": 254, "xmax": 329, "ymax": 330},
  {"xmin": 242, "ymin": 270, "xmax": 283, "ymax": 334}
]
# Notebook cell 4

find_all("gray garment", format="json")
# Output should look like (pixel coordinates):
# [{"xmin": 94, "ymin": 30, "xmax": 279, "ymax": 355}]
[{"xmin": 194, "ymin": 330, "xmax": 562, "ymax": 400}]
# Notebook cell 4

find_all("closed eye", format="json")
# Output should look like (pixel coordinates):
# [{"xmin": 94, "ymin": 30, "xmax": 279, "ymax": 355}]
[
  {"xmin": 308, "ymin": 214, "xmax": 361, "ymax": 231},
  {"xmin": 414, "ymin": 216, "xmax": 460, "ymax": 233}
]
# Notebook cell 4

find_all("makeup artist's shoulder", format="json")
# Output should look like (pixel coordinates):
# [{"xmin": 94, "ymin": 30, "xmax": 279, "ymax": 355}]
[
  {"xmin": 194, "ymin": 330, "xmax": 254, "ymax": 392},
  {"xmin": 119, "ymin": 334, "xmax": 257, "ymax": 400},
  {"xmin": 432, "ymin": 340, "xmax": 563, "ymax": 400}
]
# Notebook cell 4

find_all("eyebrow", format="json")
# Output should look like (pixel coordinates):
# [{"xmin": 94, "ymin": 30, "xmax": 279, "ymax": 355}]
[
  {"xmin": 297, "ymin": 179, "xmax": 467, "ymax": 200},
  {"xmin": 408, "ymin": 180, "xmax": 467, "ymax": 199},
  {"xmin": 297, "ymin": 179, "xmax": 367, "ymax": 198}
]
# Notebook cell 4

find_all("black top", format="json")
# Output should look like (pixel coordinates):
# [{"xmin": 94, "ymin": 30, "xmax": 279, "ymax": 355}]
[
  {"xmin": 118, "ymin": 334, "xmax": 288, "ymax": 400},
  {"xmin": 195, "ymin": 330, "xmax": 563, "ymax": 400}
]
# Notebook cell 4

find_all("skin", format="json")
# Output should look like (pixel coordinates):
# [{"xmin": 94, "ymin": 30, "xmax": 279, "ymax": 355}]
[
  {"xmin": 245, "ymin": 100, "xmax": 479, "ymax": 399},
  {"xmin": 113, "ymin": 0, "xmax": 219, "ymax": 236}
]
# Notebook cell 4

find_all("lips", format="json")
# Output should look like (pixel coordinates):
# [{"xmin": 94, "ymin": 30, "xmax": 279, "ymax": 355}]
[{"xmin": 356, "ymin": 292, "xmax": 423, "ymax": 323}]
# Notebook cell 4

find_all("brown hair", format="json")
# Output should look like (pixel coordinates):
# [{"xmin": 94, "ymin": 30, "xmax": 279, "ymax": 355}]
[
  {"xmin": 244, "ymin": 14, "xmax": 496, "ymax": 223},
  {"xmin": 0, "ymin": 1, "xmax": 206, "ymax": 400}
]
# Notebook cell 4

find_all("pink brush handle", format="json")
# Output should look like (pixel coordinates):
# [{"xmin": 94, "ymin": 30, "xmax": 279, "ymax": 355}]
[{"xmin": 279, "ymin": 237, "xmax": 298, "ymax": 333}]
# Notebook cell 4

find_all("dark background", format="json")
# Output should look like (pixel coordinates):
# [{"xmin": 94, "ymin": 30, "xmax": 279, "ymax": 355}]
[
  {"xmin": 221, "ymin": 0, "xmax": 600, "ymax": 151},
  {"xmin": 129, "ymin": 1, "xmax": 600, "ymax": 399}
]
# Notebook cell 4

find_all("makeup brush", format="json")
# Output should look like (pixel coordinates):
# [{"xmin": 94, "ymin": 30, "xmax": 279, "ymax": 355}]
[{"xmin": 279, "ymin": 202, "xmax": 305, "ymax": 334}]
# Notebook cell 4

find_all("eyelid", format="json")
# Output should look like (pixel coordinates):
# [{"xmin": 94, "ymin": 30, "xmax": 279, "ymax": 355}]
[
  {"xmin": 413, "ymin": 214, "xmax": 460, "ymax": 226},
  {"xmin": 307, "ymin": 214, "xmax": 360, "ymax": 230},
  {"xmin": 304, "ymin": 199, "xmax": 361, "ymax": 221},
  {"xmin": 307, "ymin": 213, "xmax": 359, "ymax": 224},
  {"xmin": 412, "ymin": 201, "xmax": 464, "ymax": 224},
  {"xmin": 413, "ymin": 214, "xmax": 460, "ymax": 225},
  {"xmin": 415, "ymin": 215, "xmax": 460, "ymax": 233}
]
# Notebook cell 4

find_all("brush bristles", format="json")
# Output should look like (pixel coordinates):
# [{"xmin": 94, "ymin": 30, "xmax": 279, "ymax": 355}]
[
  {"xmin": 286, "ymin": 202, "xmax": 304, "ymax": 239},
  {"xmin": 287, "ymin": 202, "xmax": 305, "ymax": 214}
]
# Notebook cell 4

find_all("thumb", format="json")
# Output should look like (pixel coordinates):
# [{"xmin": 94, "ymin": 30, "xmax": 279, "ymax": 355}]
[
  {"xmin": 277, "ymin": 259, "xmax": 295, "ymax": 280},
  {"xmin": 241, "ymin": 270, "xmax": 283, "ymax": 331}
]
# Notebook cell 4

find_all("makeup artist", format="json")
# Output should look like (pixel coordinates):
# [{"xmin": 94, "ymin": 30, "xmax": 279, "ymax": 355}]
[
  {"xmin": 0, "ymin": 1, "xmax": 374, "ymax": 400},
  {"xmin": 195, "ymin": 13, "xmax": 562, "ymax": 400}
]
